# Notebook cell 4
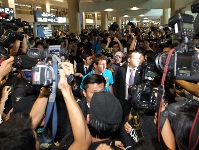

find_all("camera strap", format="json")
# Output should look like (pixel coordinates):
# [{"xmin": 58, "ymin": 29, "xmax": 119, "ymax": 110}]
[
  {"xmin": 128, "ymin": 110, "xmax": 144, "ymax": 142},
  {"xmin": 157, "ymin": 48, "xmax": 175, "ymax": 142},
  {"xmin": 42, "ymin": 61, "xmax": 58, "ymax": 143},
  {"xmin": 188, "ymin": 108, "xmax": 199, "ymax": 150}
]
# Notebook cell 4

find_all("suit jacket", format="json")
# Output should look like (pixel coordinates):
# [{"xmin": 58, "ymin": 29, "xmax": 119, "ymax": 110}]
[
  {"xmin": 114, "ymin": 64, "xmax": 143, "ymax": 107},
  {"xmin": 76, "ymin": 62, "xmax": 93, "ymax": 85},
  {"xmin": 76, "ymin": 62, "xmax": 93, "ymax": 76}
]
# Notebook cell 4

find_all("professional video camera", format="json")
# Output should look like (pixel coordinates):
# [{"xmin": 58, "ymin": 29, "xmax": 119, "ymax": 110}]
[
  {"xmin": 10, "ymin": 18, "xmax": 32, "ymax": 34},
  {"xmin": 22, "ymin": 46, "xmax": 75, "ymax": 87},
  {"xmin": 0, "ymin": 29, "xmax": 24, "ymax": 48},
  {"xmin": 154, "ymin": 13, "xmax": 199, "ymax": 81},
  {"xmin": 0, "ymin": 13, "xmax": 32, "ymax": 36}
]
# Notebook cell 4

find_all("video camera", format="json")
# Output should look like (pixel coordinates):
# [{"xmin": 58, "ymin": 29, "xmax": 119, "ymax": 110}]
[
  {"xmin": 0, "ymin": 29, "xmax": 24, "ymax": 48},
  {"xmin": 22, "ymin": 46, "xmax": 75, "ymax": 87},
  {"xmin": 9, "ymin": 18, "xmax": 32, "ymax": 34},
  {"xmin": 0, "ymin": 13, "xmax": 32, "ymax": 36}
]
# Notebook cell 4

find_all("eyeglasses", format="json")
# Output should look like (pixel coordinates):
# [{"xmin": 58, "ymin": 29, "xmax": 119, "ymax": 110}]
[{"xmin": 115, "ymin": 55, "xmax": 122, "ymax": 58}]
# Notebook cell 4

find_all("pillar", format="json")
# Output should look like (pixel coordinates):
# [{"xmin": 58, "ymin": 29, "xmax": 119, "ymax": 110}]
[
  {"xmin": 46, "ymin": 4, "xmax": 51, "ymax": 28},
  {"xmin": 101, "ymin": 11, "xmax": 108, "ymax": 30},
  {"xmin": 46, "ymin": 4, "xmax": 50, "ymax": 13},
  {"xmin": 94, "ymin": 12, "xmax": 98, "ymax": 28},
  {"xmin": 170, "ymin": 0, "xmax": 176, "ymax": 16},
  {"xmin": 162, "ymin": 8, "xmax": 171, "ymax": 25},
  {"xmin": 67, "ymin": 0, "xmax": 81, "ymax": 34},
  {"xmin": 82, "ymin": 12, "xmax": 85, "ymax": 29},
  {"xmin": 2, "ymin": 0, "xmax": 16, "ymax": 17},
  {"xmin": 116, "ymin": 17, "xmax": 121, "ymax": 29}
]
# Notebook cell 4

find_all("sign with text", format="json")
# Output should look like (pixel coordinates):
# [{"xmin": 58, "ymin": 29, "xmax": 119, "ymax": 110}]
[
  {"xmin": 37, "ymin": 27, "xmax": 52, "ymax": 38},
  {"xmin": 0, "ymin": 6, "xmax": 14, "ymax": 20},
  {"xmin": 58, "ymin": 17, "xmax": 66, "ymax": 24},
  {"xmin": 35, "ymin": 11, "xmax": 58, "ymax": 23}
]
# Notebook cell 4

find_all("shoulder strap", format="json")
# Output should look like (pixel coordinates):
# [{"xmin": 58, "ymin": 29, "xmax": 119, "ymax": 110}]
[
  {"xmin": 188, "ymin": 108, "xmax": 199, "ymax": 150},
  {"xmin": 128, "ymin": 110, "xmax": 144, "ymax": 142},
  {"xmin": 42, "ymin": 61, "xmax": 58, "ymax": 143}
]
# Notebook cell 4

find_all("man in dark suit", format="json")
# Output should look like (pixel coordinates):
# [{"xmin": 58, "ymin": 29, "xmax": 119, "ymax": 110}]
[
  {"xmin": 76, "ymin": 53, "xmax": 93, "ymax": 83},
  {"xmin": 115, "ymin": 50, "xmax": 143, "ymax": 119}
]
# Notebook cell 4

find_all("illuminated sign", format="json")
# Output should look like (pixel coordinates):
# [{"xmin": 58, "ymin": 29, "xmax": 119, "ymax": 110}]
[
  {"xmin": 35, "ymin": 11, "xmax": 58, "ymax": 23},
  {"xmin": 58, "ymin": 17, "xmax": 66, "ymax": 23},
  {"xmin": 37, "ymin": 27, "xmax": 52, "ymax": 38},
  {"xmin": 0, "ymin": 6, "xmax": 14, "ymax": 20}
]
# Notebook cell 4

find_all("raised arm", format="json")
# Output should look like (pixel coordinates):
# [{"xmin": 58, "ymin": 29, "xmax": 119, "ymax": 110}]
[
  {"xmin": 129, "ymin": 34, "xmax": 136, "ymax": 51},
  {"xmin": 58, "ymin": 62, "xmax": 91, "ymax": 150},
  {"xmin": 29, "ymin": 87, "xmax": 51, "ymax": 129},
  {"xmin": 174, "ymin": 80, "xmax": 199, "ymax": 97},
  {"xmin": 160, "ymin": 100, "xmax": 176, "ymax": 150}
]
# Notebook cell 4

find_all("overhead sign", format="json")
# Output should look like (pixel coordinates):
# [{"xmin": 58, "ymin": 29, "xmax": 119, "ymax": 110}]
[
  {"xmin": 0, "ymin": 6, "xmax": 14, "ymax": 20},
  {"xmin": 37, "ymin": 27, "xmax": 52, "ymax": 38},
  {"xmin": 35, "ymin": 11, "xmax": 58, "ymax": 23},
  {"xmin": 58, "ymin": 17, "xmax": 66, "ymax": 24}
]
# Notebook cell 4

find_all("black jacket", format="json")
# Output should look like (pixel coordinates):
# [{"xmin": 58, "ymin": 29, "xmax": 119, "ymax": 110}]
[{"xmin": 114, "ymin": 64, "xmax": 143, "ymax": 107}]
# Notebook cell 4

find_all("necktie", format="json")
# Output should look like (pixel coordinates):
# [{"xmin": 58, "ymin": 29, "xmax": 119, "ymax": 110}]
[
  {"xmin": 84, "ymin": 67, "xmax": 88, "ymax": 74},
  {"xmin": 129, "ymin": 69, "xmax": 135, "ymax": 86}
]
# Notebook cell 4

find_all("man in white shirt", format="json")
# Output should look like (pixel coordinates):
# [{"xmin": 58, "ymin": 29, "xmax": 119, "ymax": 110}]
[{"xmin": 115, "ymin": 50, "xmax": 143, "ymax": 118}]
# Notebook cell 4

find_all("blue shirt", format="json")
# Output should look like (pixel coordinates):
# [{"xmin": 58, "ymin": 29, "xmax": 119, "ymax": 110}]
[
  {"xmin": 80, "ymin": 69, "xmax": 114, "ymax": 92},
  {"xmin": 92, "ymin": 40, "xmax": 101, "ymax": 54}
]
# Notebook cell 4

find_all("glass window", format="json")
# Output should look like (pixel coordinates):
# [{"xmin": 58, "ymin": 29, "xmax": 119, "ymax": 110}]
[{"xmin": 15, "ymin": 3, "xmax": 32, "ymax": 15}]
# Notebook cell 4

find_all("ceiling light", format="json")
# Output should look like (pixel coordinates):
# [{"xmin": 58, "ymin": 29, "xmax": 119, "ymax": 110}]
[
  {"xmin": 139, "ymin": 14, "xmax": 144, "ymax": 17},
  {"xmin": 105, "ymin": 8, "xmax": 113, "ymax": 11},
  {"xmin": 131, "ymin": 7, "xmax": 139, "ymax": 10},
  {"xmin": 144, "ymin": 18, "xmax": 148, "ymax": 19},
  {"xmin": 124, "ymin": 15, "xmax": 129, "ymax": 17}
]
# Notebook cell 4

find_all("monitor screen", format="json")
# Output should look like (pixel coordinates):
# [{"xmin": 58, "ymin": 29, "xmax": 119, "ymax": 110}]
[
  {"xmin": 183, "ymin": 23, "xmax": 193, "ymax": 30},
  {"xmin": 177, "ymin": 54, "xmax": 192, "ymax": 68}
]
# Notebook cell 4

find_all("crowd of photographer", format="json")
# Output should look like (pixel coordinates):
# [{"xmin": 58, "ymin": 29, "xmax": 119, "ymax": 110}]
[{"xmin": 0, "ymin": 5, "xmax": 198, "ymax": 150}]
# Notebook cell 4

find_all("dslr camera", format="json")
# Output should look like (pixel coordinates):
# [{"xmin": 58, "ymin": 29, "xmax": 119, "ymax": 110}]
[
  {"xmin": 155, "ymin": 13, "xmax": 199, "ymax": 81},
  {"xmin": 128, "ymin": 81, "xmax": 157, "ymax": 110}
]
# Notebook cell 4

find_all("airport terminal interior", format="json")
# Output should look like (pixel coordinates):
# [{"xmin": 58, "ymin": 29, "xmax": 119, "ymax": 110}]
[{"xmin": 0, "ymin": 0, "xmax": 198, "ymax": 150}]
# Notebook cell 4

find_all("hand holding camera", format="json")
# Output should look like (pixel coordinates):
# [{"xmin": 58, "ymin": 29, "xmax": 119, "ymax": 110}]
[{"xmin": 58, "ymin": 62, "xmax": 75, "ymax": 92}]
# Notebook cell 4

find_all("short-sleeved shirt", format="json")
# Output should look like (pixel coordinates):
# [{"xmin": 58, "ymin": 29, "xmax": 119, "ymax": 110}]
[{"xmin": 80, "ymin": 69, "xmax": 114, "ymax": 92}]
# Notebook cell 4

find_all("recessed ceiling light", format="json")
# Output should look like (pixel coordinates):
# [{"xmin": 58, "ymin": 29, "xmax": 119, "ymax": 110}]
[
  {"xmin": 105, "ymin": 8, "xmax": 113, "ymax": 11},
  {"xmin": 131, "ymin": 7, "xmax": 139, "ymax": 10},
  {"xmin": 139, "ymin": 14, "xmax": 144, "ymax": 17},
  {"xmin": 144, "ymin": 18, "xmax": 148, "ymax": 19}
]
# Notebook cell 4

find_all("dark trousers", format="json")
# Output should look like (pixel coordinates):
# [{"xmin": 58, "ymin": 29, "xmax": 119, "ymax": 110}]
[{"xmin": 122, "ymin": 100, "xmax": 132, "ymax": 120}]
